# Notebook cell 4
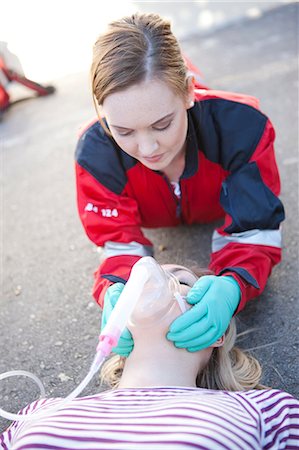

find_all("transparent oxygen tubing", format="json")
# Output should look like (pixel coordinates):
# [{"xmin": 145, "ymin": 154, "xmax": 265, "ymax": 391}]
[
  {"xmin": 0, "ymin": 258, "xmax": 151, "ymax": 423},
  {"xmin": 0, "ymin": 371, "xmax": 46, "ymax": 421}
]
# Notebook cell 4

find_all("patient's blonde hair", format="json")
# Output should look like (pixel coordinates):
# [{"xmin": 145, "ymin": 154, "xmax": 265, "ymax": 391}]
[
  {"xmin": 100, "ymin": 267, "xmax": 264, "ymax": 391},
  {"xmin": 100, "ymin": 319, "xmax": 263, "ymax": 391},
  {"xmin": 196, "ymin": 319, "xmax": 263, "ymax": 390}
]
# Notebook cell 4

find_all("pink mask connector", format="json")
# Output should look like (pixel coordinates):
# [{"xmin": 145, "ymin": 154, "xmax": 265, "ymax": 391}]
[{"xmin": 97, "ymin": 325, "xmax": 121, "ymax": 357}]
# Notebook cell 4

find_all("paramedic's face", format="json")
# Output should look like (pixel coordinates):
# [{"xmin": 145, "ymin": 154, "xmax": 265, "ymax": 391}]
[{"xmin": 102, "ymin": 79, "xmax": 192, "ymax": 171}]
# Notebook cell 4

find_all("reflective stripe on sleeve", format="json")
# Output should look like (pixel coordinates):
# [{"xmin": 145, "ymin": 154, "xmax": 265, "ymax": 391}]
[
  {"xmin": 212, "ymin": 228, "xmax": 282, "ymax": 252},
  {"xmin": 103, "ymin": 241, "xmax": 154, "ymax": 258}
]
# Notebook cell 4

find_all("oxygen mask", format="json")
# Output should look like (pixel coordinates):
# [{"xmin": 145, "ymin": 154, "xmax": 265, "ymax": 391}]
[{"xmin": 128, "ymin": 257, "xmax": 186, "ymax": 327}]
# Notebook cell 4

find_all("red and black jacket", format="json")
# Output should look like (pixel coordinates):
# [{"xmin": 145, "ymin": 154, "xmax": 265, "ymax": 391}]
[{"xmin": 75, "ymin": 88, "xmax": 285, "ymax": 312}]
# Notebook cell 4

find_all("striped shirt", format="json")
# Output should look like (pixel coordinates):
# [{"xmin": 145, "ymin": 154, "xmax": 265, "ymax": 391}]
[{"xmin": 1, "ymin": 387, "xmax": 298, "ymax": 449}]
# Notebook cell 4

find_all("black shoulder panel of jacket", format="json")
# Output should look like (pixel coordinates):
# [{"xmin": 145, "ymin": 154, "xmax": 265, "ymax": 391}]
[
  {"xmin": 75, "ymin": 121, "xmax": 137, "ymax": 195},
  {"xmin": 190, "ymin": 99, "xmax": 268, "ymax": 171},
  {"xmin": 221, "ymin": 162, "xmax": 285, "ymax": 232}
]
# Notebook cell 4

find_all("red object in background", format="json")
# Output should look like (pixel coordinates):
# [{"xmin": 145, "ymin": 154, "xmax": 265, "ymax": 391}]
[
  {"xmin": 0, "ymin": 81, "xmax": 9, "ymax": 110},
  {"xmin": 0, "ymin": 45, "xmax": 55, "ymax": 113}
]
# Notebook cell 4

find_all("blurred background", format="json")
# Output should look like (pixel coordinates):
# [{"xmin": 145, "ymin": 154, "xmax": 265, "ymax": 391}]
[
  {"xmin": 1, "ymin": 0, "xmax": 294, "ymax": 82},
  {"xmin": 1, "ymin": 0, "xmax": 298, "ymax": 433}
]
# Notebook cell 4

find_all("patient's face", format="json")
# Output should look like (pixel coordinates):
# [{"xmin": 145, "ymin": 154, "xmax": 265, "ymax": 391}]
[
  {"xmin": 127, "ymin": 263, "xmax": 224, "ymax": 359},
  {"xmin": 163, "ymin": 264, "xmax": 198, "ymax": 296},
  {"xmin": 128, "ymin": 264, "xmax": 197, "ymax": 331}
]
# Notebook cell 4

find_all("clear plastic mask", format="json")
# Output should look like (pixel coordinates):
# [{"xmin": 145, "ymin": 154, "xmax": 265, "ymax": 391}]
[{"xmin": 128, "ymin": 257, "xmax": 185, "ymax": 327}]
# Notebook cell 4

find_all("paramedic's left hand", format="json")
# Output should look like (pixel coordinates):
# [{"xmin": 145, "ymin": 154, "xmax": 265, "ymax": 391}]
[
  {"xmin": 101, "ymin": 283, "xmax": 134, "ymax": 357},
  {"xmin": 167, "ymin": 275, "xmax": 240, "ymax": 352}
]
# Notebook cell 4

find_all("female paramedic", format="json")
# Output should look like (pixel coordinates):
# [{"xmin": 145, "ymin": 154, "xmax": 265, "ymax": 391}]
[
  {"xmin": 74, "ymin": 13, "xmax": 285, "ymax": 356},
  {"xmin": 1, "ymin": 265, "xmax": 298, "ymax": 449}
]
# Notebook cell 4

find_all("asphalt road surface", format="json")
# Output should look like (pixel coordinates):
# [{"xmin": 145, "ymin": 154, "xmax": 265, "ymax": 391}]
[{"xmin": 0, "ymin": 2, "xmax": 298, "ymax": 432}]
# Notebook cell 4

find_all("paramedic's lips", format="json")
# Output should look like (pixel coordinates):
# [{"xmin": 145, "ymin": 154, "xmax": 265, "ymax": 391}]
[{"xmin": 142, "ymin": 153, "xmax": 164, "ymax": 163}]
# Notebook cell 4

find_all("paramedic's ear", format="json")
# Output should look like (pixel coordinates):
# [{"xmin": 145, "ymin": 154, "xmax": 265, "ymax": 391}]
[
  {"xmin": 210, "ymin": 335, "xmax": 225, "ymax": 348},
  {"xmin": 185, "ymin": 75, "xmax": 195, "ymax": 109}
]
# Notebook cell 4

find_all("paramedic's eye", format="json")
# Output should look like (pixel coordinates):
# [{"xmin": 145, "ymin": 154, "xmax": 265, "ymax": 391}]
[
  {"xmin": 153, "ymin": 121, "xmax": 172, "ymax": 131},
  {"xmin": 117, "ymin": 129, "xmax": 133, "ymax": 137}
]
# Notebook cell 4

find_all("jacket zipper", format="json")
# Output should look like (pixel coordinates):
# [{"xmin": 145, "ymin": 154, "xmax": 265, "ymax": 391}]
[{"xmin": 163, "ymin": 175, "xmax": 183, "ymax": 220}]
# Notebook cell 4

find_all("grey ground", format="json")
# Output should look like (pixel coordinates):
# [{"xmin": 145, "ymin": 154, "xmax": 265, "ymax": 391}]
[{"xmin": 0, "ymin": 2, "xmax": 298, "ymax": 432}]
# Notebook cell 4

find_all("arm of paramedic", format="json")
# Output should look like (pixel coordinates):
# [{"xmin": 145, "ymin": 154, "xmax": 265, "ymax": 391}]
[
  {"xmin": 75, "ymin": 162, "xmax": 153, "ymax": 307},
  {"xmin": 209, "ymin": 118, "xmax": 285, "ymax": 312}
]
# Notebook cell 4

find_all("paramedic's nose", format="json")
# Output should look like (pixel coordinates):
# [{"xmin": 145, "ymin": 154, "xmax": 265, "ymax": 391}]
[{"xmin": 138, "ymin": 134, "xmax": 158, "ymax": 156}]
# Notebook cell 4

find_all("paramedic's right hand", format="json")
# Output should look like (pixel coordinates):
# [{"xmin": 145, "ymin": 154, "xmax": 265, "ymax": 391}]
[{"xmin": 101, "ymin": 283, "xmax": 134, "ymax": 357}]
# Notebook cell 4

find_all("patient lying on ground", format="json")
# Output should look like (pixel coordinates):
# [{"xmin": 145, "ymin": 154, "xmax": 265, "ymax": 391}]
[{"xmin": 1, "ymin": 263, "xmax": 298, "ymax": 449}]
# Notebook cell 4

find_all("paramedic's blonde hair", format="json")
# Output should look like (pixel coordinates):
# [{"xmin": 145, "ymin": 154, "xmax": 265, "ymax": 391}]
[
  {"xmin": 100, "ymin": 268, "xmax": 264, "ymax": 391},
  {"xmin": 91, "ymin": 13, "xmax": 189, "ymax": 133}
]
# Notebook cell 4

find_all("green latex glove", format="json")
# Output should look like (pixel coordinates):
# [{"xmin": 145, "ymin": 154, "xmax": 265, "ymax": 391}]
[
  {"xmin": 101, "ymin": 283, "xmax": 134, "ymax": 357},
  {"xmin": 167, "ymin": 275, "xmax": 240, "ymax": 352}
]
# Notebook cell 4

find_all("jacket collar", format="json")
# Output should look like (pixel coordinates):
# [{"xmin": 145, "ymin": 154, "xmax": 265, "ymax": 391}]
[{"xmin": 180, "ymin": 107, "xmax": 200, "ymax": 179}]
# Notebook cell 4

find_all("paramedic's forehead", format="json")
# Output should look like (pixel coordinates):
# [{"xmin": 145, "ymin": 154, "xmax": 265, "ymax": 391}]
[{"xmin": 162, "ymin": 264, "xmax": 198, "ymax": 287}]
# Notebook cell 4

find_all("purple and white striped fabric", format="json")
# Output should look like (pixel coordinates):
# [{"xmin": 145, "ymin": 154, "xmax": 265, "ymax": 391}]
[{"xmin": 1, "ymin": 387, "xmax": 298, "ymax": 449}]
